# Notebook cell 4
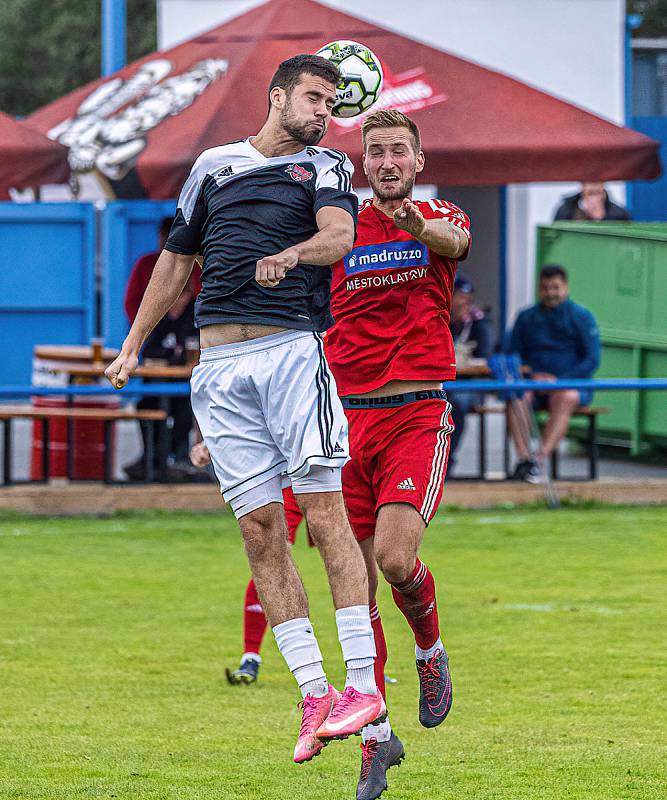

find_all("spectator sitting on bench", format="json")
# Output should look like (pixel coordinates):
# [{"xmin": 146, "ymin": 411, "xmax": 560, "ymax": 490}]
[
  {"xmin": 448, "ymin": 274, "xmax": 495, "ymax": 469},
  {"xmin": 507, "ymin": 264, "xmax": 600, "ymax": 482}
]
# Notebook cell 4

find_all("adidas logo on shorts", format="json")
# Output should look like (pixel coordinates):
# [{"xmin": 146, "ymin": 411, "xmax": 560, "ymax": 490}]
[
  {"xmin": 333, "ymin": 442, "xmax": 344, "ymax": 454},
  {"xmin": 397, "ymin": 477, "xmax": 416, "ymax": 491}
]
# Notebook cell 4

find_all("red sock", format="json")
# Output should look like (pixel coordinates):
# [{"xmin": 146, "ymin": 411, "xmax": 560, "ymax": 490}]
[
  {"xmin": 369, "ymin": 600, "xmax": 387, "ymax": 700},
  {"xmin": 243, "ymin": 578, "xmax": 268, "ymax": 656},
  {"xmin": 390, "ymin": 559, "xmax": 440, "ymax": 650}
]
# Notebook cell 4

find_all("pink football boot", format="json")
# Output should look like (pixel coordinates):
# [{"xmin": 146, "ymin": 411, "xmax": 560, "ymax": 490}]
[
  {"xmin": 293, "ymin": 684, "xmax": 339, "ymax": 764},
  {"xmin": 316, "ymin": 686, "xmax": 386, "ymax": 742}
]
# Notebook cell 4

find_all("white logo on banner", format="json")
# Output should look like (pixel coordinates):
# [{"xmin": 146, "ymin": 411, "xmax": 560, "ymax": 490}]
[
  {"xmin": 332, "ymin": 66, "xmax": 447, "ymax": 131},
  {"xmin": 47, "ymin": 58, "xmax": 228, "ymax": 180}
]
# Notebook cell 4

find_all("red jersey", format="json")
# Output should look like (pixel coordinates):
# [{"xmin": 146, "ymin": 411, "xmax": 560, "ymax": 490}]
[{"xmin": 326, "ymin": 198, "xmax": 471, "ymax": 395}]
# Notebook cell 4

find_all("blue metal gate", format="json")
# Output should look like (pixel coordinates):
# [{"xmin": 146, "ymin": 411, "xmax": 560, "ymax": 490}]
[
  {"xmin": 0, "ymin": 203, "xmax": 96, "ymax": 385},
  {"xmin": 101, "ymin": 200, "xmax": 176, "ymax": 349}
]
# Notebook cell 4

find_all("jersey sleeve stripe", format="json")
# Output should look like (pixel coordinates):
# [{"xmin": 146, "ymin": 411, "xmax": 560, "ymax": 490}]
[
  {"xmin": 331, "ymin": 149, "xmax": 350, "ymax": 192},
  {"xmin": 324, "ymin": 148, "xmax": 352, "ymax": 192}
]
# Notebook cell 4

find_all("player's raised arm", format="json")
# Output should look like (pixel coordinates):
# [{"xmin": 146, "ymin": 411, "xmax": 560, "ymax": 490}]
[
  {"xmin": 256, "ymin": 206, "xmax": 354, "ymax": 288},
  {"xmin": 256, "ymin": 149, "xmax": 358, "ymax": 288},
  {"xmin": 393, "ymin": 198, "xmax": 470, "ymax": 259}
]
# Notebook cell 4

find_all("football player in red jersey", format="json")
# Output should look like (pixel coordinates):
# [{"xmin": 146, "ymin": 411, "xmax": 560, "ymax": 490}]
[{"xmin": 325, "ymin": 109, "xmax": 471, "ymax": 800}]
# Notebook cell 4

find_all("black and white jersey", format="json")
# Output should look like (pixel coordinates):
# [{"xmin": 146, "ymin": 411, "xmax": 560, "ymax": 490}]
[{"xmin": 165, "ymin": 138, "xmax": 357, "ymax": 331}]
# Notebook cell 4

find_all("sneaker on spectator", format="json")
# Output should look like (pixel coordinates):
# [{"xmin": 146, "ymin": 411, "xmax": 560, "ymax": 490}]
[
  {"xmin": 523, "ymin": 459, "xmax": 543, "ymax": 484},
  {"xmin": 511, "ymin": 460, "xmax": 532, "ymax": 480}
]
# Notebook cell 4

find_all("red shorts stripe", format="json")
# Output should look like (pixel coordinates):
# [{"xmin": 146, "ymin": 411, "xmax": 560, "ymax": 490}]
[{"xmin": 420, "ymin": 402, "xmax": 454, "ymax": 520}]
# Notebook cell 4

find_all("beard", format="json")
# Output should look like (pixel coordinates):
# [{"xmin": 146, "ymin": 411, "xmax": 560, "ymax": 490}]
[
  {"xmin": 368, "ymin": 172, "xmax": 416, "ymax": 202},
  {"xmin": 280, "ymin": 102, "xmax": 326, "ymax": 146}
]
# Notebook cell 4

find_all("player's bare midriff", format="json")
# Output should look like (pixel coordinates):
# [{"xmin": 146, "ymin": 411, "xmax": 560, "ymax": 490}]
[
  {"xmin": 350, "ymin": 379, "xmax": 444, "ymax": 399},
  {"xmin": 200, "ymin": 322, "xmax": 288, "ymax": 347}
]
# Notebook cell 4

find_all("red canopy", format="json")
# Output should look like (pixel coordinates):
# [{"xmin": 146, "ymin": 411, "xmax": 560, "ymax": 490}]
[
  {"xmin": 0, "ymin": 112, "xmax": 70, "ymax": 196},
  {"xmin": 21, "ymin": 0, "xmax": 660, "ymax": 197}
]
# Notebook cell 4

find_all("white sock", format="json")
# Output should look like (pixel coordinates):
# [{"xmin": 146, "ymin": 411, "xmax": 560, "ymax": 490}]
[
  {"xmin": 346, "ymin": 664, "xmax": 376, "ymax": 695},
  {"xmin": 416, "ymin": 637, "xmax": 445, "ymax": 662},
  {"xmin": 241, "ymin": 651, "xmax": 261, "ymax": 664},
  {"xmin": 362, "ymin": 718, "xmax": 392, "ymax": 743},
  {"xmin": 300, "ymin": 677, "xmax": 329, "ymax": 699},
  {"xmin": 273, "ymin": 617, "xmax": 326, "ymax": 690},
  {"xmin": 335, "ymin": 606, "xmax": 377, "ymax": 694}
]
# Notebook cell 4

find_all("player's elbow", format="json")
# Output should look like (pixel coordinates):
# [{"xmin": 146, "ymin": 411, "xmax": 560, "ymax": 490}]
[{"xmin": 330, "ymin": 223, "xmax": 355, "ymax": 260}]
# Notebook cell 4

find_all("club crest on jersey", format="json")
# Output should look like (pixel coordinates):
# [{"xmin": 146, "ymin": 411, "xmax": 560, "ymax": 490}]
[
  {"xmin": 285, "ymin": 163, "xmax": 313, "ymax": 182},
  {"xmin": 344, "ymin": 240, "xmax": 429, "ymax": 274}
]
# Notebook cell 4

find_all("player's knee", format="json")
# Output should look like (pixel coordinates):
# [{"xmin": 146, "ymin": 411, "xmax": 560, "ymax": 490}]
[
  {"xmin": 239, "ymin": 508, "xmax": 286, "ymax": 562},
  {"xmin": 375, "ymin": 546, "xmax": 414, "ymax": 585}
]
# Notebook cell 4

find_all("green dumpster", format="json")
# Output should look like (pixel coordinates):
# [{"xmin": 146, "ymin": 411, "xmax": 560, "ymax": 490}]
[{"xmin": 535, "ymin": 222, "xmax": 667, "ymax": 454}]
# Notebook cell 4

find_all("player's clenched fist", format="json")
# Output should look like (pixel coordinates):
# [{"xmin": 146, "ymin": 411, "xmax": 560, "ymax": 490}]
[
  {"xmin": 393, "ymin": 198, "xmax": 426, "ymax": 237},
  {"xmin": 104, "ymin": 351, "xmax": 138, "ymax": 390},
  {"xmin": 189, "ymin": 441, "xmax": 211, "ymax": 468},
  {"xmin": 255, "ymin": 249, "xmax": 299, "ymax": 288}
]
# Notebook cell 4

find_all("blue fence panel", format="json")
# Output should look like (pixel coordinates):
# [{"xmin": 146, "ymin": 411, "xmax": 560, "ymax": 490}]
[
  {"xmin": 0, "ymin": 202, "xmax": 96, "ymax": 386},
  {"xmin": 630, "ymin": 117, "xmax": 667, "ymax": 221},
  {"xmin": 102, "ymin": 200, "xmax": 176, "ymax": 349}
]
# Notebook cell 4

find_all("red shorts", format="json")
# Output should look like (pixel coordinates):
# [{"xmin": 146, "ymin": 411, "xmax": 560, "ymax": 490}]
[{"xmin": 342, "ymin": 392, "xmax": 453, "ymax": 542}]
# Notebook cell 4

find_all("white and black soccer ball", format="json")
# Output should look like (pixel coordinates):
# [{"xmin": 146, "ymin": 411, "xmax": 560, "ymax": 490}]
[{"xmin": 316, "ymin": 40, "xmax": 383, "ymax": 118}]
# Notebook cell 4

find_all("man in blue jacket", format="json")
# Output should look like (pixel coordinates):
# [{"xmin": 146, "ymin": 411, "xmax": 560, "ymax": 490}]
[{"xmin": 508, "ymin": 264, "xmax": 600, "ymax": 481}]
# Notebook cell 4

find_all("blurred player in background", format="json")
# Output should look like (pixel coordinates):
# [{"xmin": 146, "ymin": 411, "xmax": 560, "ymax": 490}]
[
  {"xmin": 258, "ymin": 107, "xmax": 471, "ymax": 799},
  {"xmin": 326, "ymin": 109, "xmax": 471, "ymax": 800},
  {"xmin": 106, "ymin": 54, "xmax": 385, "ymax": 766}
]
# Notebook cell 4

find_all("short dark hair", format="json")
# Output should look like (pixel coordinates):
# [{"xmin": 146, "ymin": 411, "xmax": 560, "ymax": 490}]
[
  {"xmin": 268, "ymin": 54, "xmax": 339, "ymax": 108},
  {"xmin": 540, "ymin": 264, "xmax": 568, "ymax": 282}
]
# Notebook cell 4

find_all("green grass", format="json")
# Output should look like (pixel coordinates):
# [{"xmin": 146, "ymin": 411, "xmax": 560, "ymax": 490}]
[{"xmin": 0, "ymin": 506, "xmax": 665, "ymax": 799}]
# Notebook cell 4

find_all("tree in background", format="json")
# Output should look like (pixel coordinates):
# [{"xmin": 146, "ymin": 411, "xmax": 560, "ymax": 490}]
[
  {"xmin": 629, "ymin": 0, "xmax": 667, "ymax": 37},
  {"xmin": 0, "ymin": 0, "xmax": 156, "ymax": 117}
]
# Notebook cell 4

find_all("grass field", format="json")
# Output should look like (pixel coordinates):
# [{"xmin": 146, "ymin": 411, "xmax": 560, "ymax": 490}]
[{"xmin": 0, "ymin": 505, "xmax": 665, "ymax": 799}]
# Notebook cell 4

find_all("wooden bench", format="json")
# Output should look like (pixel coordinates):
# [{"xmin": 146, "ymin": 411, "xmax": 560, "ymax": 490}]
[
  {"xmin": 451, "ymin": 404, "xmax": 609, "ymax": 480},
  {"xmin": 0, "ymin": 405, "xmax": 167, "ymax": 486}
]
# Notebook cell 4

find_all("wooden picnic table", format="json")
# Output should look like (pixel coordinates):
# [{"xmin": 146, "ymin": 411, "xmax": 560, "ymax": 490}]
[
  {"xmin": 55, "ymin": 361, "xmax": 194, "ymax": 382},
  {"xmin": 455, "ymin": 361, "xmax": 492, "ymax": 378},
  {"xmin": 34, "ymin": 344, "xmax": 121, "ymax": 363}
]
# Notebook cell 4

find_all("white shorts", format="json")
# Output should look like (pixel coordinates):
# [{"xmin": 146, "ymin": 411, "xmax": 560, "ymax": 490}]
[{"xmin": 190, "ymin": 330, "xmax": 349, "ymax": 506}]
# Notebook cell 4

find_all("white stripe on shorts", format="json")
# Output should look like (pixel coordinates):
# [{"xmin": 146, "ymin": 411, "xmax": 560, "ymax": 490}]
[{"xmin": 420, "ymin": 402, "xmax": 454, "ymax": 521}]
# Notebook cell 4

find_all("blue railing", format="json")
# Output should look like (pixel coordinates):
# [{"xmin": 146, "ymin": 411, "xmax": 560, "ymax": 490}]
[{"xmin": 0, "ymin": 378, "xmax": 665, "ymax": 398}]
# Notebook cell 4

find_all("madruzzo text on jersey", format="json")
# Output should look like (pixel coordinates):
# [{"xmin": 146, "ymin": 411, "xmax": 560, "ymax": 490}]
[{"xmin": 346, "ymin": 267, "xmax": 428, "ymax": 292}]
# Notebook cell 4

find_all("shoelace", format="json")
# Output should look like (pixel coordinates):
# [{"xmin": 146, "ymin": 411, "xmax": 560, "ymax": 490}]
[
  {"xmin": 417, "ymin": 649, "xmax": 443, "ymax": 702},
  {"xmin": 359, "ymin": 737, "xmax": 378, "ymax": 779},
  {"xmin": 330, "ymin": 686, "xmax": 358, "ymax": 718},
  {"xmin": 297, "ymin": 694, "xmax": 323, "ymax": 736}
]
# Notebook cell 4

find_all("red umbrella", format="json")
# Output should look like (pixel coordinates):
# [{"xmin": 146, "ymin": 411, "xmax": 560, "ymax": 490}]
[
  {"xmin": 21, "ymin": 0, "xmax": 660, "ymax": 198},
  {"xmin": 0, "ymin": 111, "xmax": 70, "ymax": 196}
]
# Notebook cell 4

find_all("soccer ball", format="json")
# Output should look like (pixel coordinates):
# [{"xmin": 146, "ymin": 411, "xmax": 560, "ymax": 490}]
[{"xmin": 316, "ymin": 40, "xmax": 383, "ymax": 118}]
